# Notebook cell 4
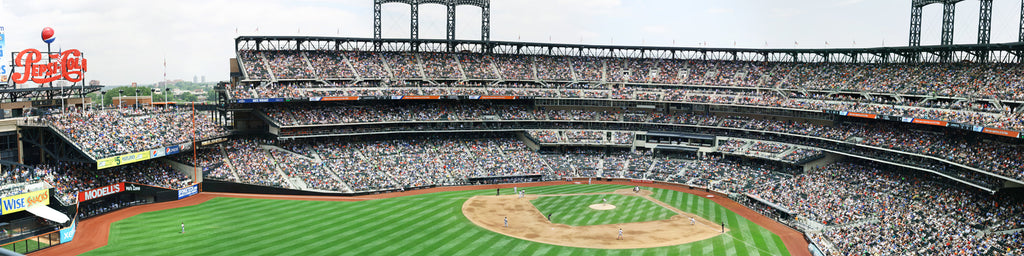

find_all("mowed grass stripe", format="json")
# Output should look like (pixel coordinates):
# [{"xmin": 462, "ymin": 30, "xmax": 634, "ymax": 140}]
[
  {"xmin": 198, "ymin": 202, "xmax": 336, "ymax": 255},
  {"xmin": 356, "ymin": 205, "xmax": 453, "ymax": 255},
  {"xmin": 82, "ymin": 185, "xmax": 790, "ymax": 256},
  {"xmin": 400, "ymin": 214, "xmax": 465, "ymax": 255},
  {"xmin": 243, "ymin": 203, "xmax": 350, "ymax": 254},
  {"xmin": 331, "ymin": 200, "xmax": 436, "ymax": 253}
]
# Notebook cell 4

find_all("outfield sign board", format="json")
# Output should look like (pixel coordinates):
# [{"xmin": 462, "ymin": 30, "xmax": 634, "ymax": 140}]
[
  {"xmin": 78, "ymin": 183, "xmax": 125, "ymax": 202},
  {"xmin": 59, "ymin": 220, "xmax": 76, "ymax": 244},
  {"xmin": 97, "ymin": 150, "xmax": 151, "ymax": 170},
  {"xmin": 1, "ymin": 189, "xmax": 50, "ymax": 215},
  {"xmin": 178, "ymin": 184, "xmax": 198, "ymax": 199}
]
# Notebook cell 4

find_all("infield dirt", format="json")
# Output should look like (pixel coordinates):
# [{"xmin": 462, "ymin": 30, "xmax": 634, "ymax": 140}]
[{"xmin": 462, "ymin": 189, "xmax": 726, "ymax": 249}]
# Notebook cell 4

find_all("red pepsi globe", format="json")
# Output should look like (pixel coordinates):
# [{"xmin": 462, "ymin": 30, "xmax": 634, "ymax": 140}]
[{"xmin": 41, "ymin": 27, "xmax": 56, "ymax": 44}]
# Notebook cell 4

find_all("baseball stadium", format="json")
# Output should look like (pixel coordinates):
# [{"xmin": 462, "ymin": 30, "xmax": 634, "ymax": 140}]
[{"xmin": 2, "ymin": 1, "xmax": 1024, "ymax": 255}]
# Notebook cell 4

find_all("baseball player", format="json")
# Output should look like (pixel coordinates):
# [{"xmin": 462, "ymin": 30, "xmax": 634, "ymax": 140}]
[
  {"xmin": 504, "ymin": 217, "xmax": 508, "ymax": 227},
  {"xmin": 617, "ymin": 228, "xmax": 623, "ymax": 240},
  {"xmin": 690, "ymin": 217, "xmax": 695, "ymax": 225},
  {"xmin": 181, "ymin": 222, "xmax": 185, "ymax": 234},
  {"xmin": 514, "ymin": 186, "xmax": 517, "ymax": 194},
  {"xmin": 603, "ymin": 198, "xmax": 607, "ymax": 204}
]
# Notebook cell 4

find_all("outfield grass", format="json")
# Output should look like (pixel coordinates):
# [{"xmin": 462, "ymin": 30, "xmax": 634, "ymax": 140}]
[
  {"xmin": 531, "ymin": 194, "xmax": 677, "ymax": 226},
  {"xmin": 82, "ymin": 184, "xmax": 790, "ymax": 256}
]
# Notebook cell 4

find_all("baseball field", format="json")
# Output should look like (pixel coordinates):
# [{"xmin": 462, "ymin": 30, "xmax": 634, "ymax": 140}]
[{"xmin": 40, "ymin": 182, "xmax": 801, "ymax": 256}]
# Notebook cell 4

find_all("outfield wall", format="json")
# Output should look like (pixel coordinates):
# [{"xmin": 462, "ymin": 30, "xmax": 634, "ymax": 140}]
[{"xmin": 202, "ymin": 179, "xmax": 436, "ymax": 196}]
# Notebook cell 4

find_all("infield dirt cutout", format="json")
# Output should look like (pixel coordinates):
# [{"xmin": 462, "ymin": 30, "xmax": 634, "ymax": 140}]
[{"xmin": 462, "ymin": 188, "xmax": 728, "ymax": 249}]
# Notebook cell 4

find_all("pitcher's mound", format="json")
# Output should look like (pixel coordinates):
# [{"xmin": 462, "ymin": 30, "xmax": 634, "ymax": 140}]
[{"xmin": 589, "ymin": 203, "xmax": 616, "ymax": 210}]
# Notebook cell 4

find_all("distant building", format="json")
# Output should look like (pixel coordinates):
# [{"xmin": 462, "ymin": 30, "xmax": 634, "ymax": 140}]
[
  {"xmin": 193, "ymin": 75, "xmax": 198, "ymax": 83},
  {"xmin": 89, "ymin": 80, "xmax": 101, "ymax": 86},
  {"xmin": 201, "ymin": 76, "xmax": 206, "ymax": 83}
]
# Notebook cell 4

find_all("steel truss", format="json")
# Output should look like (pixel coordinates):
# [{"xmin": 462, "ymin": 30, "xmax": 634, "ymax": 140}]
[{"xmin": 373, "ymin": 0, "xmax": 490, "ymax": 51}]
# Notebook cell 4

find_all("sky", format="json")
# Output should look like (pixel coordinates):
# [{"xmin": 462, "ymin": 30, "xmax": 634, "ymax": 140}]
[{"xmin": 0, "ymin": 0, "xmax": 1021, "ymax": 86}]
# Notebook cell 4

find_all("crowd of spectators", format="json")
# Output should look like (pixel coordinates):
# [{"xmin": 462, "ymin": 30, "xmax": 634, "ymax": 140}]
[
  {"xmin": 242, "ymin": 50, "xmax": 1024, "ymax": 100},
  {"xmin": 42, "ymin": 107, "xmax": 229, "ymax": 159},
  {"xmin": 41, "ymin": 161, "xmax": 191, "ymax": 204},
  {"xmin": 261, "ymin": 102, "xmax": 1023, "ymax": 183},
  {"xmin": 237, "ymin": 50, "xmax": 269, "ymax": 80},
  {"xmin": 233, "ymin": 50, "xmax": 1024, "ymax": 133},
  {"xmin": 780, "ymin": 148, "xmax": 824, "ymax": 163},
  {"xmin": 263, "ymin": 51, "xmax": 317, "ymax": 80},
  {"xmin": 227, "ymin": 82, "xmax": 1023, "ymax": 133},
  {"xmin": 0, "ymin": 165, "xmax": 49, "ymax": 197},
  {"xmin": 17, "ymin": 132, "xmax": 1022, "ymax": 255},
  {"xmin": 306, "ymin": 51, "xmax": 357, "ymax": 79},
  {"xmin": 224, "ymin": 139, "xmax": 291, "ymax": 188},
  {"xmin": 268, "ymin": 150, "xmax": 346, "ymax": 191},
  {"xmin": 169, "ymin": 146, "xmax": 235, "ymax": 182},
  {"xmin": 748, "ymin": 162, "xmax": 1024, "ymax": 255}
]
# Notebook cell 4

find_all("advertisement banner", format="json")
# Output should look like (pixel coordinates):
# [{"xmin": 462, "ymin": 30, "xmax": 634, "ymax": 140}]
[
  {"xmin": 480, "ymin": 96, "xmax": 516, "ymax": 100},
  {"xmin": 77, "ymin": 183, "xmax": 125, "ymax": 202},
  {"xmin": 1, "ymin": 189, "xmax": 50, "ymax": 215},
  {"xmin": 401, "ymin": 95, "xmax": 440, "ymax": 100},
  {"xmin": 59, "ymin": 220, "xmax": 76, "ymax": 244},
  {"xmin": 911, "ymin": 119, "xmax": 948, "ymax": 127},
  {"xmin": 165, "ymin": 145, "xmax": 181, "ymax": 155},
  {"xmin": 982, "ymin": 128, "xmax": 1021, "ymax": 138},
  {"xmin": 178, "ymin": 184, "xmax": 198, "ymax": 199},
  {"xmin": 201, "ymin": 138, "xmax": 228, "ymax": 146},
  {"xmin": 97, "ymin": 151, "xmax": 152, "ymax": 170},
  {"xmin": 845, "ymin": 112, "xmax": 877, "ymax": 119},
  {"xmin": 150, "ymin": 148, "xmax": 166, "ymax": 158},
  {"xmin": 236, "ymin": 98, "xmax": 285, "ymax": 103},
  {"xmin": 315, "ymin": 96, "xmax": 358, "ymax": 101}
]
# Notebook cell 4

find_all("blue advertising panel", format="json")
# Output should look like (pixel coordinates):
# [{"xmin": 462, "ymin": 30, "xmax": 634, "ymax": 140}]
[
  {"xmin": 59, "ymin": 220, "xmax": 76, "ymax": 244},
  {"xmin": 178, "ymin": 184, "xmax": 198, "ymax": 199}
]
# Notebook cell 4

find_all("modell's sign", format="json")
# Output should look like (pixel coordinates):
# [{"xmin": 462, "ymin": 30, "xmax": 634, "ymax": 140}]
[
  {"xmin": 78, "ymin": 183, "xmax": 125, "ymax": 202},
  {"xmin": 10, "ymin": 48, "xmax": 87, "ymax": 84}
]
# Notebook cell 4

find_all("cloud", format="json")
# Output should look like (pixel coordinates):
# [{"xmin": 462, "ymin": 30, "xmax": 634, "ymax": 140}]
[
  {"xmin": 836, "ymin": 0, "xmax": 864, "ymax": 6},
  {"xmin": 706, "ymin": 8, "xmax": 734, "ymax": 14},
  {"xmin": 769, "ymin": 7, "xmax": 803, "ymax": 18}
]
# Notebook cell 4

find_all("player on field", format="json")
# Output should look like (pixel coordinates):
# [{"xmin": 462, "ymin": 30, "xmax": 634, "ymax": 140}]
[
  {"xmin": 181, "ymin": 222, "xmax": 185, "ymax": 234},
  {"xmin": 617, "ymin": 228, "xmax": 623, "ymax": 240},
  {"xmin": 504, "ymin": 217, "xmax": 508, "ymax": 227}
]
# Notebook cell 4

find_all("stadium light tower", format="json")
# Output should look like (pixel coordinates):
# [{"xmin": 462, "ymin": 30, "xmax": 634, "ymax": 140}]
[
  {"xmin": 909, "ymin": 0, "xmax": 969, "ymax": 47},
  {"xmin": 373, "ymin": 0, "xmax": 491, "ymax": 51}
]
